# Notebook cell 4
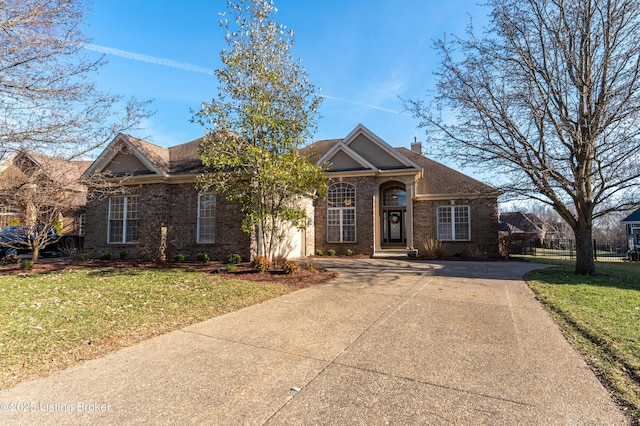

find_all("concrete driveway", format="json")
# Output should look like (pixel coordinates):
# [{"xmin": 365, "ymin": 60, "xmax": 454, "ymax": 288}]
[{"xmin": 0, "ymin": 259, "xmax": 628, "ymax": 425}]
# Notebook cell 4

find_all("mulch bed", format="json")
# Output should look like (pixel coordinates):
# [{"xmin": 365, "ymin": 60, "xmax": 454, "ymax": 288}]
[{"xmin": 0, "ymin": 258, "xmax": 338, "ymax": 288}]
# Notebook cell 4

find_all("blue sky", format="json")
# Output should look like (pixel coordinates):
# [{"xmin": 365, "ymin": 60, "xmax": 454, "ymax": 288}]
[{"xmin": 84, "ymin": 0, "xmax": 490, "ymax": 152}]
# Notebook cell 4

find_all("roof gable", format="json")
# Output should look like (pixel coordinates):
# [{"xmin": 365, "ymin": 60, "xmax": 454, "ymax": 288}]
[
  {"xmin": 317, "ymin": 141, "xmax": 376, "ymax": 172},
  {"xmin": 83, "ymin": 134, "xmax": 168, "ymax": 178},
  {"xmin": 622, "ymin": 208, "xmax": 640, "ymax": 223},
  {"xmin": 341, "ymin": 124, "xmax": 420, "ymax": 170}
]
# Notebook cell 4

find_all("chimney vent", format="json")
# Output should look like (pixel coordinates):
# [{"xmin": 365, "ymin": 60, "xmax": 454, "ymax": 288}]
[{"xmin": 411, "ymin": 136, "xmax": 422, "ymax": 154}]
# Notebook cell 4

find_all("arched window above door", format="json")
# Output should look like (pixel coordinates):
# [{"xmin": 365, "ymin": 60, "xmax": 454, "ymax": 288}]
[{"xmin": 382, "ymin": 185, "xmax": 406, "ymax": 207}]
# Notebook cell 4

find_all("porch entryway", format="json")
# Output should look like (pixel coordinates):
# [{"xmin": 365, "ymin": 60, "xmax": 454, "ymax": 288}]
[{"xmin": 381, "ymin": 184, "xmax": 406, "ymax": 246}]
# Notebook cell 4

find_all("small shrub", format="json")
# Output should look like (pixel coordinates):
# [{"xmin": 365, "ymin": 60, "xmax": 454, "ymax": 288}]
[
  {"xmin": 119, "ymin": 250, "xmax": 128, "ymax": 260},
  {"xmin": 227, "ymin": 253, "xmax": 242, "ymax": 265},
  {"xmin": 20, "ymin": 259, "xmax": 34, "ymax": 269},
  {"xmin": 196, "ymin": 252, "xmax": 210, "ymax": 263},
  {"xmin": 423, "ymin": 238, "xmax": 445, "ymax": 259},
  {"xmin": 315, "ymin": 249, "xmax": 323, "ymax": 256},
  {"xmin": 327, "ymin": 249, "xmax": 336, "ymax": 256},
  {"xmin": 251, "ymin": 255, "xmax": 271, "ymax": 272},
  {"xmin": 282, "ymin": 260, "xmax": 299, "ymax": 274},
  {"xmin": 0, "ymin": 254, "xmax": 19, "ymax": 265},
  {"xmin": 345, "ymin": 249, "xmax": 353, "ymax": 257},
  {"xmin": 100, "ymin": 253, "xmax": 112, "ymax": 260},
  {"xmin": 78, "ymin": 253, "xmax": 90, "ymax": 261},
  {"xmin": 226, "ymin": 263, "xmax": 237, "ymax": 272},
  {"xmin": 173, "ymin": 254, "xmax": 186, "ymax": 262}
]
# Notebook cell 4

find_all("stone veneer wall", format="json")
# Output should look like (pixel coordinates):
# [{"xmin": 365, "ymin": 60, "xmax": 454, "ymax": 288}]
[
  {"xmin": 413, "ymin": 197, "xmax": 499, "ymax": 258},
  {"xmin": 83, "ymin": 183, "xmax": 250, "ymax": 261},
  {"xmin": 314, "ymin": 176, "xmax": 376, "ymax": 256}
]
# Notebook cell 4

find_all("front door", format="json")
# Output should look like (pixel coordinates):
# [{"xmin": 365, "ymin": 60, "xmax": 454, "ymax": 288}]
[{"xmin": 386, "ymin": 210, "xmax": 404, "ymax": 244}]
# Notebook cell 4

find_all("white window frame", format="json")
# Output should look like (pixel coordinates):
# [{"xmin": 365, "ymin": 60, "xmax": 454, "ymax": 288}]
[
  {"xmin": 197, "ymin": 193, "xmax": 216, "ymax": 244},
  {"xmin": 108, "ymin": 196, "xmax": 139, "ymax": 244},
  {"xmin": 437, "ymin": 206, "xmax": 470, "ymax": 241},
  {"xmin": 78, "ymin": 213, "xmax": 86, "ymax": 236},
  {"xmin": 327, "ymin": 183, "xmax": 356, "ymax": 243}
]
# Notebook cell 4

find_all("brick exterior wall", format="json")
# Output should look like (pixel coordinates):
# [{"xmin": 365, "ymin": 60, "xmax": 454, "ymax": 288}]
[
  {"xmin": 413, "ymin": 197, "xmax": 499, "ymax": 258},
  {"xmin": 314, "ymin": 176, "xmax": 376, "ymax": 256},
  {"xmin": 84, "ymin": 183, "xmax": 250, "ymax": 261}
]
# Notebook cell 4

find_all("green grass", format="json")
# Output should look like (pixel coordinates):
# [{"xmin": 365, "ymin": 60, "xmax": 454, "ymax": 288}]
[
  {"xmin": 529, "ymin": 247, "xmax": 626, "ymax": 260},
  {"xmin": 524, "ymin": 259, "xmax": 640, "ymax": 422},
  {"xmin": 0, "ymin": 267, "xmax": 292, "ymax": 389}
]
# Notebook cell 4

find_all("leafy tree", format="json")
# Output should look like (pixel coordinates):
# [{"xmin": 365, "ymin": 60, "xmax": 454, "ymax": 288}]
[
  {"xmin": 0, "ymin": 0, "xmax": 150, "ymax": 157},
  {"xmin": 407, "ymin": 0, "xmax": 640, "ymax": 275},
  {"xmin": 194, "ymin": 0, "xmax": 326, "ymax": 260}
]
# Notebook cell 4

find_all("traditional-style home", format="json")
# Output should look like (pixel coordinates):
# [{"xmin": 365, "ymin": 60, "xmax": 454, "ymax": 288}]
[
  {"xmin": 303, "ymin": 125, "xmax": 500, "ymax": 257},
  {"xmin": 0, "ymin": 150, "xmax": 90, "ymax": 235},
  {"xmin": 81, "ymin": 124, "xmax": 500, "ymax": 261},
  {"xmin": 621, "ymin": 208, "xmax": 640, "ymax": 250},
  {"xmin": 499, "ymin": 211, "xmax": 566, "ymax": 246}
]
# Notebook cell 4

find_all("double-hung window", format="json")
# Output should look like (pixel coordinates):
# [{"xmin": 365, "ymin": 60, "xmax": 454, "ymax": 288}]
[
  {"xmin": 198, "ymin": 193, "xmax": 216, "ymax": 243},
  {"xmin": 108, "ymin": 196, "xmax": 139, "ymax": 243},
  {"xmin": 437, "ymin": 206, "xmax": 470, "ymax": 241},
  {"xmin": 327, "ymin": 183, "xmax": 356, "ymax": 243}
]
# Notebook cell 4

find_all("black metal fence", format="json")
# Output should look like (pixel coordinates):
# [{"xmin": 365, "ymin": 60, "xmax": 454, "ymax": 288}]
[{"xmin": 510, "ymin": 238, "xmax": 630, "ymax": 261}]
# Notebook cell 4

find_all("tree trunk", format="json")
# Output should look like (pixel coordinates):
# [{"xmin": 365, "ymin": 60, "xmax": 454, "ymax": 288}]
[
  {"xmin": 574, "ymin": 226, "xmax": 595, "ymax": 275},
  {"xmin": 31, "ymin": 247, "xmax": 40, "ymax": 263}
]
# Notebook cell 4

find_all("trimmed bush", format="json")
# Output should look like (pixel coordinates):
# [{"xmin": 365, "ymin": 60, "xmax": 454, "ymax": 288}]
[
  {"xmin": 20, "ymin": 259, "xmax": 34, "ymax": 269},
  {"xmin": 173, "ymin": 254, "xmax": 186, "ymax": 262},
  {"xmin": 327, "ymin": 249, "xmax": 336, "ymax": 256},
  {"xmin": 227, "ymin": 253, "xmax": 242, "ymax": 265},
  {"xmin": 195, "ymin": 252, "xmax": 210, "ymax": 263},
  {"xmin": 345, "ymin": 249, "xmax": 353, "ymax": 256},
  {"xmin": 315, "ymin": 249, "xmax": 323, "ymax": 256},
  {"xmin": 282, "ymin": 260, "xmax": 299, "ymax": 274},
  {"xmin": 100, "ymin": 253, "xmax": 112, "ymax": 260},
  {"xmin": 78, "ymin": 253, "xmax": 90, "ymax": 261},
  {"xmin": 119, "ymin": 250, "xmax": 128, "ymax": 260},
  {"xmin": 251, "ymin": 255, "xmax": 271, "ymax": 272}
]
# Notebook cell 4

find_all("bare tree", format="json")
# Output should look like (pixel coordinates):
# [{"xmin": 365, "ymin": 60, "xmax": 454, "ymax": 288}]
[
  {"xmin": 0, "ymin": 0, "xmax": 151, "ymax": 158},
  {"xmin": 407, "ymin": 0, "xmax": 640, "ymax": 275},
  {"xmin": 0, "ymin": 151, "xmax": 85, "ymax": 261}
]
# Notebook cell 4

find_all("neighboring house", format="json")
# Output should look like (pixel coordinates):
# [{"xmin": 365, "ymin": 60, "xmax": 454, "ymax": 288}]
[
  {"xmin": 499, "ymin": 211, "xmax": 566, "ymax": 245},
  {"xmin": 0, "ymin": 150, "xmax": 90, "ymax": 236},
  {"xmin": 82, "ymin": 124, "xmax": 500, "ymax": 261},
  {"xmin": 621, "ymin": 208, "xmax": 640, "ymax": 250}
]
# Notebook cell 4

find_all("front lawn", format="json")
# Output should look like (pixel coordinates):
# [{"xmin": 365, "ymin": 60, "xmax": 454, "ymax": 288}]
[
  {"xmin": 0, "ymin": 267, "xmax": 296, "ymax": 390},
  {"xmin": 524, "ymin": 259, "xmax": 640, "ymax": 422}
]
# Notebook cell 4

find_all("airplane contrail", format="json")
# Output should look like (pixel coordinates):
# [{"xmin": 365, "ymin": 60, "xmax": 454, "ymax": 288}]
[
  {"xmin": 85, "ymin": 44, "xmax": 408, "ymax": 116},
  {"xmin": 318, "ymin": 94, "xmax": 407, "ymax": 115},
  {"xmin": 85, "ymin": 44, "xmax": 216, "ymax": 76}
]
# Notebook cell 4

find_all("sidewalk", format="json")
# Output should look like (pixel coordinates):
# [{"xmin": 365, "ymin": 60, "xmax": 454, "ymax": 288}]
[{"xmin": 0, "ymin": 259, "xmax": 628, "ymax": 425}]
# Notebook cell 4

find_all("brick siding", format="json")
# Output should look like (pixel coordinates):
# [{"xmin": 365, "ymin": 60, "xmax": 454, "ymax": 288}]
[
  {"xmin": 314, "ymin": 176, "xmax": 376, "ymax": 256},
  {"xmin": 413, "ymin": 197, "xmax": 499, "ymax": 258},
  {"xmin": 84, "ymin": 183, "xmax": 249, "ymax": 261}
]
